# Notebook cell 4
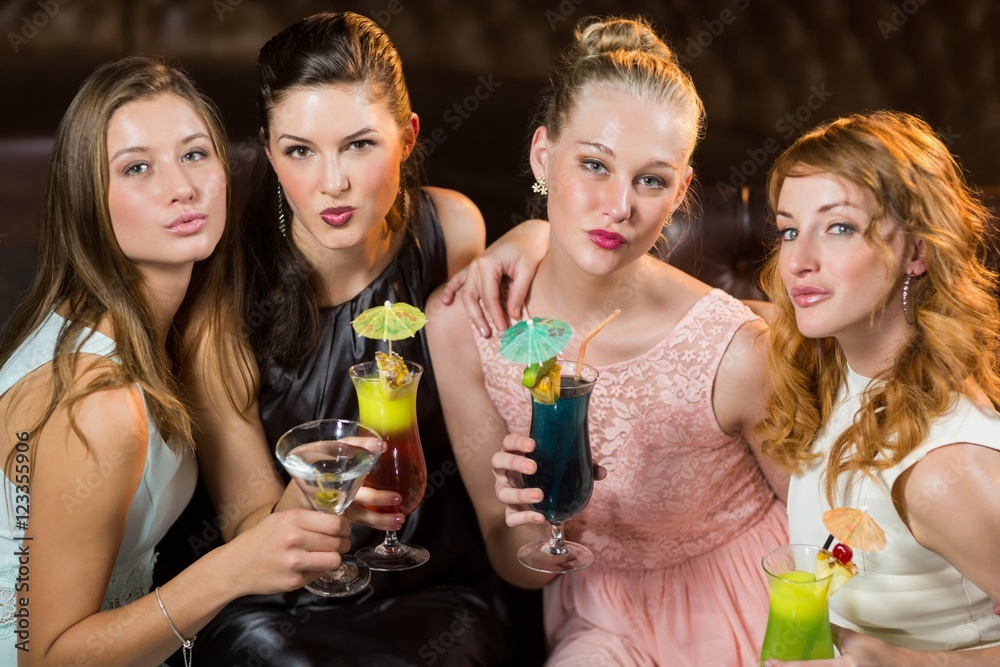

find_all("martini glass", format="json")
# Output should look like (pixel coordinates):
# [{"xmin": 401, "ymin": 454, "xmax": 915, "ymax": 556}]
[
  {"xmin": 275, "ymin": 419, "xmax": 383, "ymax": 597},
  {"xmin": 349, "ymin": 359, "xmax": 430, "ymax": 571},
  {"xmin": 518, "ymin": 361, "xmax": 599, "ymax": 573}
]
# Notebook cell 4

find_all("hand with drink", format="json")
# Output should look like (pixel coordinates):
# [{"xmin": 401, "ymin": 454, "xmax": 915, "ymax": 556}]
[
  {"xmin": 275, "ymin": 419, "xmax": 384, "ymax": 597},
  {"xmin": 492, "ymin": 314, "xmax": 615, "ymax": 573}
]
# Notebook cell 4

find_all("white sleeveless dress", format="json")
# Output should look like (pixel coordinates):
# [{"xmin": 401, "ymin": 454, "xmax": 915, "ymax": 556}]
[
  {"xmin": 788, "ymin": 365, "xmax": 1000, "ymax": 651},
  {"xmin": 0, "ymin": 312, "xmax": 197, "ymax": 661}
]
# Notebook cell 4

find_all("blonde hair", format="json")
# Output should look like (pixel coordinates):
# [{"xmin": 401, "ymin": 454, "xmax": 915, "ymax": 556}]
[
  {"xmin": 756, "ymin": 110, "xmax": 1000, "ymax": 502},
  {"xmin": 541, "ymin": 16, "xmax": 705, "ymax": 166},
  {"xmin": 0, "ymin": 55, "xmax": 237, "ymax": 458}
]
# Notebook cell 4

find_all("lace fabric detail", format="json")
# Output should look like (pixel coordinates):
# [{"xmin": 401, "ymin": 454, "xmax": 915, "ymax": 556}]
[
  {"xmin": 101, "ymin": 551, "xmax": 156, "ymax": 611},
  {"xmin": 0, "ymin": 564, "xmax": 16, "ymax": 640},
  {"xmin": 477, "ymin": 290, "xmax": 775, "ymax": 570},
  {"xmin": 0, "ymin": 552, "xmax": 155, "ymax": 641}
]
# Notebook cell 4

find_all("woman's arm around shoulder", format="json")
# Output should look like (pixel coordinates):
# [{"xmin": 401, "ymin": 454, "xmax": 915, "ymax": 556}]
[
  {"xmin": 424, "ymin": 186, "xmax": 486, "ymax": 278},
  {"xmin": 425, "ymin": 285, "xmax": 553, "ymax": 589},
  {"xmin": 713, "ymin": 317, "xmax": 790, "ymax": 503}
]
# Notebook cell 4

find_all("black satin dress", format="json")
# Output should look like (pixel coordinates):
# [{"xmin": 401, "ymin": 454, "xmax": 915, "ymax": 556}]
[{"xmin": 188, "ymin": 196, "xmax": 543, "ymax": 667}]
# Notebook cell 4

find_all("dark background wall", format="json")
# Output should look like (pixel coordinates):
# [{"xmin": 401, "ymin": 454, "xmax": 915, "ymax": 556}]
[{"xmin": 2, "ymin": 0, "xmax": 999, "ymax": 321}]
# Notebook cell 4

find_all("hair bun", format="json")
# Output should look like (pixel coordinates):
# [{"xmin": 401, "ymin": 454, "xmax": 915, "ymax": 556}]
[{"xmin": 575, "ymin": 16, "xmax": 675, "ymax": 62}]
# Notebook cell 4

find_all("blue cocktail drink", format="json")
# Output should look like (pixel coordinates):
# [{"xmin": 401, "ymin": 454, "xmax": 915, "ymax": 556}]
[
  {"xmin": 524, "ymin": 378, "xmax": 595, "ymax": 523},
  {"xmin": 518, "ymin": 361, "xmax": 599, "ymax": 573}
]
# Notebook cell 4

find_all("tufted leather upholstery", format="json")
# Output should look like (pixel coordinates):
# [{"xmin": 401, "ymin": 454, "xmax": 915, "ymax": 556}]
[{"xmin": 3, "ymin": 1, "xmax": 999, "ymax": 322}]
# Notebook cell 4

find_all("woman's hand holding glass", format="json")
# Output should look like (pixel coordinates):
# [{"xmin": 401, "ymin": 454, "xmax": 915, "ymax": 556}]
[
  {"xmin": 493, "ymin": 432, "xmax": 608, "ymax": 528},
  {"xmin": 221, "ymin": 506, "xmax": 354, "ymax": 596},
  {"xmin": 492, "ymin": 433, "xmax": 550, "ymax": 528}
]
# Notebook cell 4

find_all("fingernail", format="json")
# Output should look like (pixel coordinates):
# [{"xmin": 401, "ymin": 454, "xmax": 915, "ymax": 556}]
[
  {"xmin": 392, "ymin": 496, "xmax": 401, "ymax": 503},
  {"xmin": 531, "ymin": 490, "xmax": 542, "ymax": 501},
  {"xmin": 522, "ymin": 463, "xmax": 533, "ymax": 474},
  {"xmin": 479, "ymin": 327, "xmax": 489, "ymax": 337}
]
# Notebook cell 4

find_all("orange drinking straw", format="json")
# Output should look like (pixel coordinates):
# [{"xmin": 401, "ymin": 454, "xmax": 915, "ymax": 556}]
[{"xmin": 574, "ymin": 309, "xmax": 621, "ymax": 381}]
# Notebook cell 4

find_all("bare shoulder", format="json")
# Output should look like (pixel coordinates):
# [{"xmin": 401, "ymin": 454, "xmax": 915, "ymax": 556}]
[
  {"xmin": 903, "ymin": 442, "xmax": 1000, "ymax": 518},
  {"xmin": 424, "ymin": 186, "xmax": 482, "ymax": 224},
  {"xmin": 424, "ymin": 186, "xmax": 486, "ymax": 276},
  {"xmin": 63, "ymin": 362, "xmax": 150, "ymax": 459},
  {"xmin": 899, "ymin": 443, "xmax": 1000, "ymax": 591},
  {"xmin": 714, "ymin": 315, "xmax": 769, "ymax": 434},
  {"xmin": 426, "ymin": 281, "xmax": 477, "ymax": 347}
]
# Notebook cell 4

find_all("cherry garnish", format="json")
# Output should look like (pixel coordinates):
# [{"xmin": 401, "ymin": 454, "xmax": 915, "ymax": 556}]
[{"xmin": 832, "ymin": 542, "xmax": 853, "ymax": 564}]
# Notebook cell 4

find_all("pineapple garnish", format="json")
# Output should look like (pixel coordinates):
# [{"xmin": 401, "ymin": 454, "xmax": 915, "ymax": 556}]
[
  {"xmin": 375, "ymin": 350, "xmax": 413, "ymax": 399},
  {"xmin": 528, "ymin": 361, "xmax": 562, "ymax": 405},
  {"xmin": 816, "ymin": 549, "xmax": 857, "ymax": 595}
]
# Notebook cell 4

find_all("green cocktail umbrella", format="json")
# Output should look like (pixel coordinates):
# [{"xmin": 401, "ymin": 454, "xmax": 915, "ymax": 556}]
[
  {"xmin": 352, "ymin": 300, "xmax": 427, "ymax": 341},
  {"xmin": 499, "ymin": 317, "xmax": 572, "ymax": 367}
]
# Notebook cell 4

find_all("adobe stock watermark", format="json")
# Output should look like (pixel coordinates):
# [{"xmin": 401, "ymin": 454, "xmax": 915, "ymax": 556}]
[
  {"xmin": 370, "ymin": 0, "xmax": 414, "ymax": 28},
  {"xmin": 716, "ymin": 84, "xmax": 834, "ymax": 201},
  {"xmin": 877, "ymin": 0, "xmax": 928, "ymax": 40},
  {"xmin": 545, "ymin": 0, "xmax": 587, "ymax": 31},
  {"xmin": 677, "ymin": 0, "xmax": 751, "ymax": 66},
  {"xmin": 7, "ymin": 0, "xmax": 72, "ymax": 54},
  {"xmin": 423, "ymin": 74, "xmax": 503, "ymax": 157},
  {"xmin": 414, "ymin": 608, "xmax": 478, "ymax": 665},
  {"xmin": 213, "ymin": 0, "xmax": 243, "ymax": 21}
]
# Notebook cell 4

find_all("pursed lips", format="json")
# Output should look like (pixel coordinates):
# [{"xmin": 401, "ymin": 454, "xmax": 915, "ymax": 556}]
[
  {"xmin": 587, "ymin": 229, "xmax": 626, "ymax": 250},
  {"xmin": 167, "ymin": 211, "xmax": 206, "ymax": 234},
  {"xmin": 788, "ymin": 285, "xmax": 829, "ymax": 307},
  {"xmin": 321, "ymin": 206, "xmax": 355, "ymax": 227}
]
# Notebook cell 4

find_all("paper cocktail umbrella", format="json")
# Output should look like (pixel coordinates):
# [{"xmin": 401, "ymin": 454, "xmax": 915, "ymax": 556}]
[
  {"xmin": 822, "ymin": 506, "xmax": 886, "ymax": 552},
  {"xmin": 499, "ymin": 317, "xmax": 572, "ymax": 367},
  {"xmin": 352, "ymin": 300, "xmax": 427, "ymax": 341}
]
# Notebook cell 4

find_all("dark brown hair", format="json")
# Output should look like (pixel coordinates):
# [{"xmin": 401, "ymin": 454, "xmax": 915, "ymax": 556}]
[{"xmin": 244, "ymin": 11, "xmax": 424, "ymax": 364}]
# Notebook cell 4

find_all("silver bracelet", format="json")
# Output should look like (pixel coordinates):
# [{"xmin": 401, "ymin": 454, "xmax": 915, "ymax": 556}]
[{"xmin": 154, "ymin": 586, "xmax": 196, "ymax": 667}]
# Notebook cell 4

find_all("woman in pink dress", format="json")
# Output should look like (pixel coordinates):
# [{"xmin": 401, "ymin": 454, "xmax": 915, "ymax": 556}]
[{"xmin": 427, "ymin": 16, "xmax": 787, "ymax": 666}]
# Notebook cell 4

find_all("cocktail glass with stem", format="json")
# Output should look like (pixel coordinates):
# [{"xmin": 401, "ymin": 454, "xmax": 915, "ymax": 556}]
[
  {"xmin": 349, "ymin": 359, "xmax": 430, "ymax": 571},
  {"xmin": 275, "ymin": 418, "xmax": 383, "ymax": 597},
  {"xmin": 518, "ymin": 360, "xmax": 599, "ymax": 573},
  {"xmin": 759, "ymin": 544, "xmax": 836, "ymax": 663}
]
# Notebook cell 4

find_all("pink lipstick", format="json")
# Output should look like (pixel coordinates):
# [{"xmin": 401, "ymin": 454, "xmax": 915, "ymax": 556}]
[
  {"xmin": 321, "ymin": 206, "xmax": 355, "ymax": 227},
  {"xmin": 168, "ymin": 211, "xmax": 206, "ymax": 235},
  {"xmin": 588, "ymin": 229, "xmax": 626, "ymax": 250},
  {"xmin": 788, "ymin": 286, "xmax": 829, "ymax": 308}
]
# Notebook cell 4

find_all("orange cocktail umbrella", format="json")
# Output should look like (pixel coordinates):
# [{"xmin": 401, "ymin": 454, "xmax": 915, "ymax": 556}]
[{"xmin": 822, "ymin": 506, "xmax": 886, "ymax": 552}]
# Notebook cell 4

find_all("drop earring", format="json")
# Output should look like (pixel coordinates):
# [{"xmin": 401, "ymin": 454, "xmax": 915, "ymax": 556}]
[
  {"xmin": 277, "ymin": 182, "xmax": 288, "ymax": 238},
  {"xmin": 902, "ymin": 274, "xmax": 914, "ymax": 325}
]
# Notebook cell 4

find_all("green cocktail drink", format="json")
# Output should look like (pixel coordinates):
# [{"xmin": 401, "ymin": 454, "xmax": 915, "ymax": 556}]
[{"xmin": 759, "ymin": 544, "xmax": 835, "ymax": 663}]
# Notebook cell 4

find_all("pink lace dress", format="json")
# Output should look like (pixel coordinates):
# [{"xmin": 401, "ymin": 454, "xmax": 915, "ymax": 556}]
[{"xmin": 476, "ymin": 289, "xmax": 787, "ymax": 666}]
